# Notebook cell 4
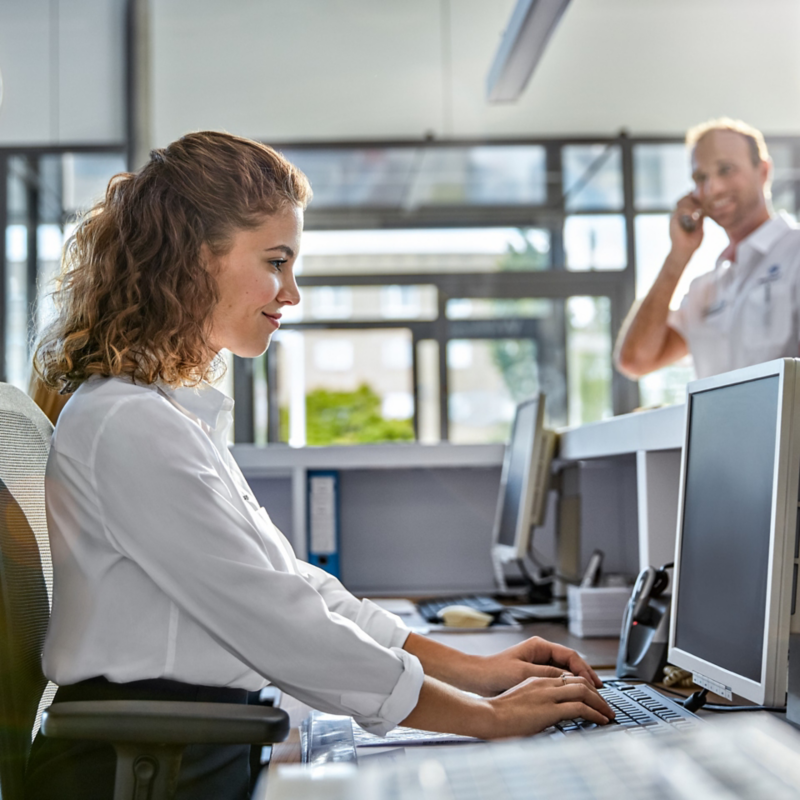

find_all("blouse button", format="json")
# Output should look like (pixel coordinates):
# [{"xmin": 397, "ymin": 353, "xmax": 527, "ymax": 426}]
[{"xmin": 243, "ymin": 494, "xmax": 250, "ymax": 501}]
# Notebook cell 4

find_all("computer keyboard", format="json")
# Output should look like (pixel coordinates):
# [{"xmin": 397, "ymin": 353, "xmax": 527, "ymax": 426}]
[
  {"xmin": 416, "ymin": 595, "xmax": 512, "ymax": 624},
  {"xmin": 351, "ymin": 682, "xmax": 699, "ymax": 748},
  {"xmin": 552, "ymin": 680, "xmax": 700, "ymax": 736}
]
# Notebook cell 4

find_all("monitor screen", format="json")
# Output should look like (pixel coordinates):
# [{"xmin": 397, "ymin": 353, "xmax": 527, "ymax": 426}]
[
  {"xmin": 495, "ymin": 399, "xmax": 539, "ymax": 549},
  {"xmin": 674, "ymin": 375, "xmax": 780, "ymax": 683}
]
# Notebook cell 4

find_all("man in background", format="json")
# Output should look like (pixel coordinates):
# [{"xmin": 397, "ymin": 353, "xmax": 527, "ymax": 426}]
[{"xmin": 615, "ymin": 118, "xmax": 800, "ymax": 380}]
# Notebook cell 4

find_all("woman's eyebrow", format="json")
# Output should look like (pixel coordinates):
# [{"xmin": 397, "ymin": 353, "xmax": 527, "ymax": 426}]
[{"xmin": 264, "ymin": 245, "xmax": 295, "ymax": 257}]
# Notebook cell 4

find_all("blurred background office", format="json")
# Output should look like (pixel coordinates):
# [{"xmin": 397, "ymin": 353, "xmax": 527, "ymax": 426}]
[{"xmin": 3, "ymin": 0, "xmax": 800, "ymax": 443}]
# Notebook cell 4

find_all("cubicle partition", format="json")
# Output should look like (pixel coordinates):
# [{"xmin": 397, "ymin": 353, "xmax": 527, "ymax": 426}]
[{"xmin": 232, "ymin": 405, "xmax": 683, "ymax": 597}]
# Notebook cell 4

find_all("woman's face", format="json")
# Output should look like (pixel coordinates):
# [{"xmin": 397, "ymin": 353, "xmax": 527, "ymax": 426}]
[{"xmin": 207, "ymin": 206, "xmax": 302, "ymax": 357}]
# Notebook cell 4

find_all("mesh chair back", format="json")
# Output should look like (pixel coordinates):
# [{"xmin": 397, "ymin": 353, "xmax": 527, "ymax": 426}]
[{"xmin": 0, "ymin": 383, "xmax": 55, "ymax": 799}]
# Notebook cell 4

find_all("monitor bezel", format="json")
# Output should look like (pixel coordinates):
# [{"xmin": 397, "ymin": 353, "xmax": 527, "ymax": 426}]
[
  {"xmin": 491, "ymin": 394, "xmax": 546, "ymax": 565},
  {"xmin": 668, "ymin": 358, "xmax": 800, "ymax": 706}
]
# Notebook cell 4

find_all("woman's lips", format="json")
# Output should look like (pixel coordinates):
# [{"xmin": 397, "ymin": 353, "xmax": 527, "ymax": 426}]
[{"xmin": 262, "ymin": 312, "xmax": 281, "ymax": 329}]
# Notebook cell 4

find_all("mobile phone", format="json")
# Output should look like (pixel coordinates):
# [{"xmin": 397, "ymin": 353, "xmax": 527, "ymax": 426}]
[{"xmin": 678, "ymin": 211, "xmax": 701, "ymax": 233}]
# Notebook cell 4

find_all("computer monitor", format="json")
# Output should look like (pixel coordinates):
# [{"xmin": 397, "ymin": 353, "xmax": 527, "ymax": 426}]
[
  {"xmin": 491, "ymin": 394, "xmax": 556, "ymax": 588},
  {"xmin": 668, "ymin": 358, "xmax": 800, "ymax": 707}
]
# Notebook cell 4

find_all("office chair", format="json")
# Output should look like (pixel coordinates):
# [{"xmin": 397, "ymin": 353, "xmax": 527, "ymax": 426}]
[{"xmin": 0, "ymin": 382, "xmax": 290, "ymax": 800}]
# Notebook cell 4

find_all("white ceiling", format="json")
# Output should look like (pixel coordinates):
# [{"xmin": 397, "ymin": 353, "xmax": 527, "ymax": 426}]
[{"xmin": 151, "ymin": 0, "xmax": 800, "ymax": 145}]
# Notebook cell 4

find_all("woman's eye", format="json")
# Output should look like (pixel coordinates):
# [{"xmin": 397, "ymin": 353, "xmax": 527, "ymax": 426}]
[{"xmin": 269, "ymin": 260, "xmax": 286, "ymax": 272}]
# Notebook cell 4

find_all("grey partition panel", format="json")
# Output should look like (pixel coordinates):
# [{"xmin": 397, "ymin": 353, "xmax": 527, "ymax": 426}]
[
  {"xmin": 339, "ymin": 467, "xmax": 501, "ymax": 596},
  {"xmin": 246, "ymin": 477, "xmax": 294, "ymax": 540},
  {"xmin": 577, "ymin": 455, "xmax": 640, "ymax": 577}
]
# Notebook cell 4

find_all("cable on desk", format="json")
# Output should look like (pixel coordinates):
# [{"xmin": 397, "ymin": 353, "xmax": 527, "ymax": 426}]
[{"xmin": 620, "ymin": 680, "xmax": 786, "ymax": 713}]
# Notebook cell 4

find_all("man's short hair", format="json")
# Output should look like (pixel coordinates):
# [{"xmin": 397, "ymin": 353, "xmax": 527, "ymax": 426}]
[{"xmin": 686, "ymin": 118, "xmax": 769, "ymax": 166}]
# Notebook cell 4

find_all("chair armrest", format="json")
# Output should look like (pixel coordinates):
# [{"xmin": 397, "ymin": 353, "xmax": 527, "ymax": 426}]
[{"xmin": 41, "ymin": 700, "xmax": 290, "ymax": 744}]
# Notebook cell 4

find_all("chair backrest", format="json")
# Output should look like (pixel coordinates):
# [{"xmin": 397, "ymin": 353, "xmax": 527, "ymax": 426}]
[{"xmin": 0, "ymin": 383, "xmax": 55, "ymax": 799}]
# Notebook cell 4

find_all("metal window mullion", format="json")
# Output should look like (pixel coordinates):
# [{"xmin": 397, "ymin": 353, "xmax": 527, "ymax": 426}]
[
  {"xmin": 296, "ymin": 270, "xmax": 629, "ymax": 296},
  {"xmin": 26, "ymin": 157, "xmax": 40, "ymax": 359},
  {"xmin": 436, "ymin": 290, "xmax": 449, "ymax": 441},
  {"xmin": 545, "ymin": 142, "xmax": 566, "ymax": 269},
  {"xmin": 0, "ymin": 157, "xmax": 7, "ymax": 382},
  {"xmin": 616, "ymin": 134, "xmax": 640, "ymax": 415},
  {"xmin": 793, "ymin": 140, "xmax": 800, "ymax": 217},
  {"xmin": 410, "ymin": 329, "xmax": 420, "ymax": 440}
]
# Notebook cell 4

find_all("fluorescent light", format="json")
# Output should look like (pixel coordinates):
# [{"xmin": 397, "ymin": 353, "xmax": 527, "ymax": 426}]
[{"xmin": 486, "ymin": 0, "xmax": 571, "ymax": 103}]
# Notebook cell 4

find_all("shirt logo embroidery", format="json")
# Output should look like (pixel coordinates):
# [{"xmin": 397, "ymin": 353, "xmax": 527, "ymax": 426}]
[{"xmin": 703, "ymin": 299, "xmax": 726, "ymax": 318}]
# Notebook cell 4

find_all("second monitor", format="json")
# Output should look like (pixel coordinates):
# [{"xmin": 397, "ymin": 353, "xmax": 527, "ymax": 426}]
[{"xmin": 491, "ymin": 393, "xmax": 556, "ymax": 593}]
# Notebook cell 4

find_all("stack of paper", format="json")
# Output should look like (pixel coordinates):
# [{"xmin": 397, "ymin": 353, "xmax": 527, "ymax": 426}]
[{"xmin": 567, "ymin": 585, "xmax": 632, "ymax": 638}]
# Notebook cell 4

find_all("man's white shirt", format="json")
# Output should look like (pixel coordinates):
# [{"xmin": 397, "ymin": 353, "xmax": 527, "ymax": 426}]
[
  {"xmin": 43, "ymin": 376, "xmax": 423, "ymax": 735},
  {"xmin": 668, "ymin": 212, "xmax": 800, "ymax": 378}
]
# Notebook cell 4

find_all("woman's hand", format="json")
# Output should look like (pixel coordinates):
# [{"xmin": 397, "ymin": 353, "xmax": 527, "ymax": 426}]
[
  {"xmin": 401, "ymin": 674, "xmax": 615, "ymax": 741},
  {"xmin": 478, "ymin": 674, "xmax": 614, "ymax": 739},
  {"xmin": 403, "ymin": 633, "xmax": 601, "ymax": 698},
  {"xmin": 469, "ymin": 636, "xmax": 602, "ymax": 696}
]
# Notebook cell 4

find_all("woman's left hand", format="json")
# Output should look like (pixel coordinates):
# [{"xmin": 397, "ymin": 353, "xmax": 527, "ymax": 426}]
[{"xmin": 468, "ymin": 636, "xmax": 602, "ymax": 696}]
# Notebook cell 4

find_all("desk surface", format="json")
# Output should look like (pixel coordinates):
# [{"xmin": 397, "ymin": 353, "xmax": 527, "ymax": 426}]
[{"xmin": 270, "ymin": 621, "xmax": 619, "ymax": 764}]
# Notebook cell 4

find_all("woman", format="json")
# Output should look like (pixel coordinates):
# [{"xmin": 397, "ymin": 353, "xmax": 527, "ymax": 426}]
[{"xmin": 28, "ymin": 131, "xmax": 613, "ymax": 799}]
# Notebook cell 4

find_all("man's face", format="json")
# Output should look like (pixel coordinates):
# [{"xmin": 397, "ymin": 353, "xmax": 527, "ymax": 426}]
[{"xmin": 691, "ymin": 130, "xmax": 770, "ymax": 232}]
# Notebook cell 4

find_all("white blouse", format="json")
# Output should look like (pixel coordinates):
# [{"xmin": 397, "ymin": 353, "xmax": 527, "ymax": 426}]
[{"xmin": 42, "ymin": 376, "xmax": 423, "ymax": 735}]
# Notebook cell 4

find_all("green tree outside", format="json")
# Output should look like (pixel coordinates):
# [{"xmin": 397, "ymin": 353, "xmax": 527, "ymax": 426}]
[{"xmin": 281, "ymin": 384, "xmax": 414, "ymax": 445}]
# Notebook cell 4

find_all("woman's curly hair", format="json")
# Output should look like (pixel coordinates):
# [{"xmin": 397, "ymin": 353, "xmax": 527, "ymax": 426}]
[{"xmin": 34, "ymin": 131, "xmax": 311, "ymax": 393}]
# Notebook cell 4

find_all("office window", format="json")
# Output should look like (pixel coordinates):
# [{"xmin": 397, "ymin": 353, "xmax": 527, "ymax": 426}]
[
  {"xmin": 281, "ymin": 144, "xmax": 547, "ymax": 209},
  {"xmin": 4, "ymin": 224, "xmax": 28, "ymax": 390},
  {"xmin": 633, "ymin": 144, "xmax": 691, "ymax": 210},
  {"xmin": 64, "ymin": 134, "xmax": 794, "ymax": 445},
  {"xmin": 566, "ymin": 297, "xmax": 612, "ymax": 425},
  {"xmin": 61, "ymin": 153, "xmax": 127, "ymax": 214},
  {"xmin": 446, "ymin": 297, "xmax": 553, "ymax": 320},
  {"xmin": 562, "ymin": 145, "xmax": 623, "ymax": 211},
  {"xmin": 447, "ymin": 340, "xmax": 474, "ymax": 370},
  {"xmin": 274, "ymin": 328, "xmax": 415, "ymax": 446},
  {"xmin": 381, "ymin": 337, "xmax": 412, "ymax": 370},
  {"xmin": 309, "ymin": 286, "xmax": 353, "ymax": 320},
  {"xmin": 564, "ymin": 215, "xmax": 626, "ymax": 271},
  {"xmin": 446, "ymin": 334, "xmax": 569, "ymax": 443},
  {"xmin": 380, "ymin": 285, "xmax": 422, "ymax": 319},
  {"xmin": 313, "ymin": 339, "xmax": 354, "ymax": 372},
  {"xmin": 770, "ymin": 143, "xmax": 799, "ymax": 219},
  {"xmin": 284, "ymin": 284, "xmax": 438, "ymax": 323},
  {"xmin": 447, "ymin": 339, "xmax": 520, "ymax": 444},
  {"xmin": 299, "ymin": 228, "xmax": 551, "ymax": 276},
  {"xmin": 416, "ymin": 339, "xmax": 440, "ymax": 444},
  {"xmin": 2, "ymin": 151, "xmax": 126, "ymax": 390},
  {"xmin": 382, "ymin": 391, "xmax": 414, "ymax": 419}
]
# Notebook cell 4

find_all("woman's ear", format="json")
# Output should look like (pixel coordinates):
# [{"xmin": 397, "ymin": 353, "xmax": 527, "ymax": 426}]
[{"xmin": 199, "ymin": 242, "xmax": 215, "ymax": 271}]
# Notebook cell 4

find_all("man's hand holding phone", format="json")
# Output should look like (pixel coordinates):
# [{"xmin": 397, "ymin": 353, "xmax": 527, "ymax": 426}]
[{"xmin": 670, "ymin": 193, "xmax": 705, "ymax": 261}]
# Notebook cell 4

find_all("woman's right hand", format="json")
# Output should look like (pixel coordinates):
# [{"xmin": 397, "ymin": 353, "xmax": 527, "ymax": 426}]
[{"xmin": 477, "ymin": 675, "xmax": 615, "ymax": 740}]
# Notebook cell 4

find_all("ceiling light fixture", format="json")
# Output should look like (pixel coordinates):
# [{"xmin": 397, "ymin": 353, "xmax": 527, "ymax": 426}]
[{"xmin": 486, "ymin": 0, "xmax": 571, "ymax": 103}]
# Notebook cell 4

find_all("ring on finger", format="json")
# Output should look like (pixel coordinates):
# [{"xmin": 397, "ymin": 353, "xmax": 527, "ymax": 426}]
[{"xmin": 560, "ymin": 673, "xmax": 570, "ymax": 685}]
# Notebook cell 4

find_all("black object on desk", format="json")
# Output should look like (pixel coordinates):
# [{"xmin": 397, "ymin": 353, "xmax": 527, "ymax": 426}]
[{"xmin": 616, "ymin": 564, "xmax": 672, "ymax": 683}]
